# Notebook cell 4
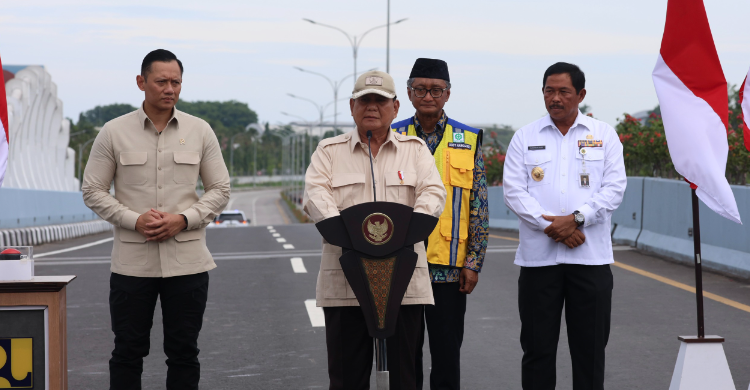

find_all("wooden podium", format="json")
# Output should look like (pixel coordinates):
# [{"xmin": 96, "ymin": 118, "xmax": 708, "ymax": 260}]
[{"xmin": 0, "ymin": 276, "xmax": 76, "ymax": 390}]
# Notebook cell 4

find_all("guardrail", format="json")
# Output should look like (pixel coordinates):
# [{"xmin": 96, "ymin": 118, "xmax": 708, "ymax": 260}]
[
  {"xmin": 0, "ymin": 188, "xmax": 98, "ymax": 229},
  {"xmin": 488, "ymin": 178, "xmax": 750, "ymax": 279},
  {"xmin": 0, "ymin": 220, "xmax": 112, "ymax": 247}
]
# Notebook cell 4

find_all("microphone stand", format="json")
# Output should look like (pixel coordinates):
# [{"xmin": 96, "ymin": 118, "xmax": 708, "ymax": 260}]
[{"xmin": 366, "ymin": 130, "xmax": 388, "ymax": 389}]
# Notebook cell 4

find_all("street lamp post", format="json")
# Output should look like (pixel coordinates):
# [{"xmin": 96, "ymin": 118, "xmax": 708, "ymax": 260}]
[
  {"xmin": 293, "ymin": 67, "xmax": 376, "ymax": 133},
  {"xmin": 246, "ymin": 123, "xmax": 264, "ymax": 187},
  {"xmin": 287, "ymin": 93, "xmax": 341, "ymax": 140},
  {"xmin": 303, "ymin": 18, "xmax": 407, "ymax": 87},
  {"xmin": 77, "ymin": 138, "xmax": 96, "ymax": 189}
]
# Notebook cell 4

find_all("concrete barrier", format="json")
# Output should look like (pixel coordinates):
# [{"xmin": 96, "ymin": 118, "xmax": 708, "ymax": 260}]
[
  {"xmin": 637, "ymin": 178, "xmax": 750, "ymax": 279},
  {"xmin": 488, "ymin": 177, "xmax": 750, "ymax": 279},
  {"xmin": 0, "ymin": 188, "xmax": 98, "ymax": 229},
  {"xmin": 487, "ymin": 186, "xmax": 519, "ymax": 231},
  {"xmin": 0, "ymin": 220, "xmax": 112, "ymax": 248}
]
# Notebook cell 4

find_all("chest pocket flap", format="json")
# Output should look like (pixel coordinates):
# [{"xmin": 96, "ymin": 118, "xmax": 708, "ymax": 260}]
[
  {"xmin": 448, "ymin": 149, "xmax": 474, "ymax": 189},
  {"xmin": 577, "ymin": 149, "xmax": 605, "ymax": 161},
  {"xmin": 120, "ymin": 152, "xmax": 147, "ymax": 165},
  {"xmin": 332, "ymin": 173, "xmax": 365, "ymax": 188},
  {"xmin": 524, "ymin": 151, "xmax": 552, "ymax": 165},
  {"xmin": 174, "ymin": 151, "xmax": 201, "ymax": 164},
  {"xmin": 385, "ymin": 171, "xmax": 416, "ymax": 187}
]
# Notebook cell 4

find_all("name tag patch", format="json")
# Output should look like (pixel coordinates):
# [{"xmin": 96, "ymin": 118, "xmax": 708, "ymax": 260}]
[
  {"xmin": 578, "ymin": 140, "xmax": 603, "ymax": 147},
  {"xmin": 448, "ymin": 142, "xmax": 472, "ymax": 150},
  {"xmin": 528, "ymin": 145, "xmax": 546, "ymax": 150}
]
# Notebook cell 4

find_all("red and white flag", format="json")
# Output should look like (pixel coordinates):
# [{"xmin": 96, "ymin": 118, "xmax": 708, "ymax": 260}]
[
  {"xmin": 0, "ymin": 55, "xmax": 8, "ymax": 188},
  {"xmin": 738, "ymin": 70, "xmax": 750, "ymax": 153},
  {"xmin": 652, "ymin": 0, "xmax": 741, "ymax": 224}
]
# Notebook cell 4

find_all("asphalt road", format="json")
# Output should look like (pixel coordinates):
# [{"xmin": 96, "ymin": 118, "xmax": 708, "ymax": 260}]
[{"xmin": 27, "ymin": 189, "xmax": 750, "ymax": 389}]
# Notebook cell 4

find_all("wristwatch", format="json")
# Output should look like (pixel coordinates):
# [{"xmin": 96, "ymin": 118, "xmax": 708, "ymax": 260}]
[
  {"xmin": 572, "ymin": 210, "xmax": 585, "ymax": 227},
  {"xmin": 181, "ymin": 214, "xmax": 188, "ymax": 230}
]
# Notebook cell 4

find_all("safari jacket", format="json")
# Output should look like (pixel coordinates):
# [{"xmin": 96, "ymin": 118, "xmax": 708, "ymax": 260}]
[
  {"xmin": 82, "ymin": 104, "xmax": 230, "ymax": 278},
  {"xmin": 303, "ymin": 129, "xmax": 447, "ymax": 307}
]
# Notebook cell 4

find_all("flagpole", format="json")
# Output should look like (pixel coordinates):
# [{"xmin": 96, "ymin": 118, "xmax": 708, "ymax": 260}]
[{"xmin": 691, "ymin": 188, "xmax": 705, "ymax": 338}]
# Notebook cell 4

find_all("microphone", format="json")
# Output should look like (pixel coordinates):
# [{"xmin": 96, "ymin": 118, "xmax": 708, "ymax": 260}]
[{"xmin": 366, "ymin": 130, "xmax": 377, "ymax": 202}]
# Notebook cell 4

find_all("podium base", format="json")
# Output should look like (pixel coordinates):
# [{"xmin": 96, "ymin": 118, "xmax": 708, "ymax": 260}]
[
  {"xmin": 669, "ymin": 335, "xmax": 735, "ymax": 390},
  {"xmin": 376, "ymin": 371, "xmax": 389, "ymax": 390}
]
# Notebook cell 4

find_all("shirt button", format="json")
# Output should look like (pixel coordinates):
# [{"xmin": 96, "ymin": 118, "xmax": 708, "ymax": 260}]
[
  {"xmin": 158, "ymin": 185, "xmax": 162, "ymax": 189},
  {"xmin": 563, "ymin": 156, "xmax": 566, "ymax": 160},
  {"xmin": 159, "ymin": 203, "xmax": 163, "ymax": 207},
  {"xmin": 158, "ymin": 167, "xmax": 162, "ymax": 171},
  {"xmin": 562, "ymin": 189, "xmax": 566, "ymax": 194},
  {"xmin": 562, "ymin": 208, "xmax": 566, "ymax": 213},
  {"xmin": 562, "ymin": 173, "xmax": 566, "ymax": 177},
  {"xmin": 158, "ymin": 149, "xmax": 162, "ymax": 152}
]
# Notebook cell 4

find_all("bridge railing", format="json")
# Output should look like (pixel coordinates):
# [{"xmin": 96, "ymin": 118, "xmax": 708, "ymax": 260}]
[{"xmin": 489, "ymin": 177, "xmax": 750, "ymax": 279}]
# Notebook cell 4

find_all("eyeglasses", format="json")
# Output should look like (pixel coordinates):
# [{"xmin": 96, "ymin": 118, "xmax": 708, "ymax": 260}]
[{"xmin": 410, "ymin": 86, "xmax": 448, "ymax": 98}]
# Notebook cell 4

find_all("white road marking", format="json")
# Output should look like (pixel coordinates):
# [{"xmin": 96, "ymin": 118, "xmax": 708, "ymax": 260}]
[
  {"xmin": 276, "ymin": 238, "xmax": 287, "ymax": 243},
  {"xmin": 267, "ymin": 226, "xmax": 274, "ymax": 229},
  {"xmin": 36, "ymin": 251, "xmax": 322, "ymax": 265},
  {"xmin": 283, "ymin": 244, "xmax": 295, "ymax": 249},
  {"xmin": 35, "ymin": 237, "xmax": 114, "ymax": 258},
  {"xmin": 228, "ymin": 374, "xmax": 261, "ymax": 378},
  {"xmin": 305, "ymin": 299, "xmax": 325, "ymax": 327},
  {"xmin": 272, "ymin": 233, "xmax": 281, "ymax": 237},
  {"xmin": 290, "ymin": 257, "xmax": 307, "ymax": 273},
  {"xmin": 269, "ymin": 229, "xmax": 276, "ymax": 233}
]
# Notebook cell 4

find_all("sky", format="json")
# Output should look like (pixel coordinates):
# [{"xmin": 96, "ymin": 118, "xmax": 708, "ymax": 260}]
[{"xmin": 2, "ymin": 0, "xmax": 750, "ymax": 130}]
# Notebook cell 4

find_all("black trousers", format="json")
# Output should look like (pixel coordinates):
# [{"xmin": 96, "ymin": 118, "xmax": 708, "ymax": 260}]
[
  {"xmin": 109, "ymin": 272, "xmax": 209, "ymax": 390},
  {"xmin": 324, "ymin": 304, "xmax": 423, "ymax": 390},
  {"xmin": 518, "ymin": 264, "xmax": 613, "ymax": 390},
  {"xmin": 415, "ymin": 282, "xmax": 467, "ymax": 390}
]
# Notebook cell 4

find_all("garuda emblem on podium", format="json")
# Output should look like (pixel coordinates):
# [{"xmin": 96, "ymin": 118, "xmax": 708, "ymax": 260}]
[{"xmin": 363, "ymin": 213, "xmax": 394, "ymax": 245}]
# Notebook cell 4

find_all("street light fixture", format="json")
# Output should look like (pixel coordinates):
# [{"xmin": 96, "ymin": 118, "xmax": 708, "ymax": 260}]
[
  {"xmin": 286, "ymin": 93, "xmax": 344, "ymax": 140},
  {"xmin": 303, "ymin": 18, "xmax": 407, "ymax": 86},
  {"xmin": 293, "ymin": 67, "xmax": 376, "ymax": 133}
]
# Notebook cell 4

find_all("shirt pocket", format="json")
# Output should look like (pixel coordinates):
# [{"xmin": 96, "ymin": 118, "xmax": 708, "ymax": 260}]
[
  {"xmin": 174, "ymin": 229, "xmax": 204, "ymax": 264},
  {"xmin": 385, "ymin": 171, "xmax": 416, "ymax": 205},
  {"xmin": 523, "ymin": 151, "xmax": 553, "ymax": 187},
  {"xmin": 331, "ymin": 173, "xmax": 366, "ymax": 210},
  {"xmin": 439, "ymin": 215, "xmax": 469, "ymax": 243},
  {"xmin": 119, "ymin": 152, "xmax": 148, "ymax": 185},
  {"xmin": 173, "ymin": 151, "xmax": 201, "ymax": 185},
  {"xmin": 575, "ymin": 149, "xmax": 605, "ymax": 183},
  {"xmin": 447, "ymin": 149, "xmax": 474, "ymax": 189},
  {"xmin": 118, "ymin": 228, "xmax": 148, "ymax": 265}
]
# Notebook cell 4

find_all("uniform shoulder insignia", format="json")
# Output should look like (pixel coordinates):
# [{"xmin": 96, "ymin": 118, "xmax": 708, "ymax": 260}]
[
  {"xmin": 395, "ymin": 133, "xmax": 426, "ymax": 146},
  {"xmin": 318, "ymin": 133, "xmax": 351, "ymax": 148}
]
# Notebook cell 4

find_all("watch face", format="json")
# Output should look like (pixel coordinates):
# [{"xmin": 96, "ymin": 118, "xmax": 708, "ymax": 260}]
[{"xmin": 575, "ymin": 213, "xmax": 584, "ymax": 224}]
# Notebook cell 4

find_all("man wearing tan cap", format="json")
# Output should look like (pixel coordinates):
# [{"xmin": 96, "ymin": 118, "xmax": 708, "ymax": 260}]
[{"xmin": 303, "ymin": 70, "xmax": 446, "ymax": 389}]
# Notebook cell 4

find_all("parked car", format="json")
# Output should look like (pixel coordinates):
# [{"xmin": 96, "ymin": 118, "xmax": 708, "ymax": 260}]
[{"xmin": 207, "ymin": 210, "xmax": 250, "ymax": 228}]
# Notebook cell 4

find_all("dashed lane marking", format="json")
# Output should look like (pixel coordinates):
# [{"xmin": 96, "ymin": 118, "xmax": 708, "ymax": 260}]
[
  {"xmin": 272, "ymin": 233, "xmax": 281, "ymax": 237},
  {"xmin": 35, "ymin": 237, "xmax": 114, "ymax": 258},
  {"xmin": 267, "ymin": 226, "xmax": 274, "ymax": 229},
  {"xmin": 283, "ymin": 244, "xmax": 295, "ymax": 249},
  {"xmin": 613, "ymin": 261, "xmax": 750, "ymax": 314},
  {"xmin": 291, "ymin": 257, "xmax": 307, "ymax": 273},
  {"xmin": 305, "ymin": 299, "xmax": 325, "ymax": 327},
  {"xmin": 276, "ymin": 238, "xmax": 287, "ymax": 243}
]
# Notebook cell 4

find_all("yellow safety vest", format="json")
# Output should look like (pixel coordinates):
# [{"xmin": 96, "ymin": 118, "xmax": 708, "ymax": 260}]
[{"xmin": 392, "ymin": 117, "xmax": 482, "ymax": 267}]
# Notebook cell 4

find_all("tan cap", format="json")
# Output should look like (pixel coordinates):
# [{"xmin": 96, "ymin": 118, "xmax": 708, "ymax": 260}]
[{"xmin": 352, "ymin": 70, "xmax": 397, "ymax": 99}]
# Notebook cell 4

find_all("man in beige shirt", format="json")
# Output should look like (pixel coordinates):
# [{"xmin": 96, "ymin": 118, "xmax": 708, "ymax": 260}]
[
  {"xmin": 303, "ymin": 70, "xmax": 446, "ymax": 390},
  {"xmin": 82, "ymin": 49, "xmax": 230, "ymax": 390}
]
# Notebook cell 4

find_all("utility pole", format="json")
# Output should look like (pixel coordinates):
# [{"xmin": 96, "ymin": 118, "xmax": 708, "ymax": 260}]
[{"xmin": 387, "ymin": 0, "xmax": 391, "ymax": 73}]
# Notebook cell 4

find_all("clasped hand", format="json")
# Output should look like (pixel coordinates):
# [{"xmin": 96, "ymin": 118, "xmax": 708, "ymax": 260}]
[
  {"xmin": 135, "ymin": 209, "xmax": 187, "ymax": 242},
  {"xmin": 542, "ymin": 214, "xmax": 586, "ymax": 249}
]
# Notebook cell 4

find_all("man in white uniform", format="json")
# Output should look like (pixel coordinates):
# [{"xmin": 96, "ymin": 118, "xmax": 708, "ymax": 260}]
[{"xmin": 503, "ymin": 62, "xmax": 626, "ymax": 390}]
